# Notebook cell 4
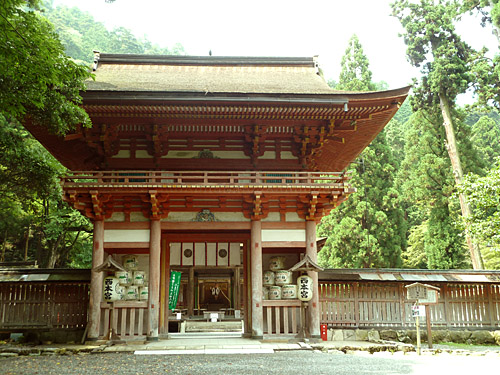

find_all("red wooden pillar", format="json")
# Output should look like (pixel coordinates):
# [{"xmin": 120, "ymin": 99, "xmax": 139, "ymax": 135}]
[
  {"xmin": 306, "ymin": 220, "xmax": 320, "ymax": 338},
  {"xmin": 251, "ymin": 219, "xmax": 263, "ymax": 338},
  {"xmin": 88, "ymin": 219, "xmax": 104, "ymax": 340},
  {"xmin": 148, "ymin": 219, "xmax": 161, "ymax": 340}
]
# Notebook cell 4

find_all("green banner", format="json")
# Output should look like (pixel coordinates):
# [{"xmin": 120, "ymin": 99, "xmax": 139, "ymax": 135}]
[{"xmin": 168, "ymin": 271, "xmax": 182, "ymax": 310}]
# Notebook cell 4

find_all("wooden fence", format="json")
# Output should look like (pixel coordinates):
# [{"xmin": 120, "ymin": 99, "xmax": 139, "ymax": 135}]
[
  {"xmin": 319, "ymin": 281, "xmax": 500, "ymax": 329},
  {"xmin": 0, "ymin": 282, "xmax": 89, "ymax": 331}
]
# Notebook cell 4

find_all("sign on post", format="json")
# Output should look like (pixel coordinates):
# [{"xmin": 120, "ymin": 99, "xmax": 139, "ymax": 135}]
[
  {"xmin": 405, "ymin": 282, "xmax": 440, "ymax": 353},
  {"xmin": 168, "ymin": 271, "xmax": 182, "ymax": 311}
]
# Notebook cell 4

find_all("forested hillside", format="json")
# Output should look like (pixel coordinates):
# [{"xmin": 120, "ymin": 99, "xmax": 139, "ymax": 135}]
[
  {"xmin": 1, "ymin": 0, "xmax": 498, "ymax": 270},
  {"xmin": 0, "ymin": 1, "xmax": 183, "ymax": 268},
  {"xmin": 319, "ymin": 1, "xmax": 500, "ymax": 270}
]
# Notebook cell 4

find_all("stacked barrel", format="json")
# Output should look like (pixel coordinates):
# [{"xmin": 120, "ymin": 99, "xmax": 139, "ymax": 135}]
[
  {"xmin": 102, "ymin": 255, "xmax": 148, "ymax": 301},
  {"xmin": 262, "ymin": 256, "xmax": 297, "ymax": 300}
]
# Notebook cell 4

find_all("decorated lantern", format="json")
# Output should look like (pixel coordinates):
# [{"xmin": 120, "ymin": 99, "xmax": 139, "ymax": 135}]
[
  {"xmin": 103, "ymin": 276, "xmax": 123, "ymax": 302},
  {"xmin": 297, "ymin": 275, "xmax": 313, "ymax": 301}
]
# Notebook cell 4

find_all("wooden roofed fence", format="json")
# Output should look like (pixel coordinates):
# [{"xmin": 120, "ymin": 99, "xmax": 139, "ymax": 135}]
[
  {"xmin": 0, "ymin": 269, "xmax": 89, "ymax": 333},
  {"xmin": 319, "ymin": 269, "xmax": 500, "ymax": 329}
]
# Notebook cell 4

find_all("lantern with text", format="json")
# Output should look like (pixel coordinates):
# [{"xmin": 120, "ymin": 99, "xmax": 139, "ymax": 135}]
[{"xmin": 297, "ymin": 275, "xmax": 313, "ymax": 301}]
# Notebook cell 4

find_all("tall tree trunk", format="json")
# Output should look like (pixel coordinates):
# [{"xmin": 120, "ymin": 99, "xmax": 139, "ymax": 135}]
[
  {"xmin": 439, "ymin": 93, "xmax": 484, "ymax": 269},
  {"xmin": 24, "ymin": 224, "xmax": 30, "ymax": 261},
  {"xmin": 1, "ymin": 229, "xmax": 7, "ymax": 262}
]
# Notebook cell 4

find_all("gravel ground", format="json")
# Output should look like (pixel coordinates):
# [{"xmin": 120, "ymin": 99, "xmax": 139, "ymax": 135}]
[{"xmin": 1, "ymin": 350, "xmax": 499, "ymax": 375}]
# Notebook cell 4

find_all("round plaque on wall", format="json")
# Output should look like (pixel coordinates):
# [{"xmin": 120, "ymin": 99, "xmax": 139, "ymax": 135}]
[
  {"xmin": 218, "ymin": 249, "xmax": 228, "ymax": 258},
  {"xmin": 183, "ymin": 248, "xmax": 193, "ymax": 258}
]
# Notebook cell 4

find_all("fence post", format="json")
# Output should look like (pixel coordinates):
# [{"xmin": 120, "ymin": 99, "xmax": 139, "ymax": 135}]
[
  {"xmin": 399, "ymin": 284, "xmax": 406, "ymax": 327},
  {"xmin": 442, "ymin": 284, "xmax": 450, "ymax": 329},
  {"xmin": 486, "ymin": 284, "xmax": 495, "ymax": 327},
  {"xmin": 353, "ymin": 282, "xmax": 359, "ymax": 327}
]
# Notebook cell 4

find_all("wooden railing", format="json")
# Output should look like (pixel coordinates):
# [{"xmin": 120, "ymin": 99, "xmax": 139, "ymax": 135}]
[
  {"xmin": 319, "ymin": 281, "xmax": 500, "ymax": 329},
  {"xmin": 100, "ymin": 301, "xmax": 148, "ymax": 340},
  {"xmin": 263, "ymin": 300, "xmax": 302, "ymax": 336},
  {"xmin": 62, "ymin": 170, "xmax": 349, "ymax": 189},
  {"xmin": 0, "ymin": 282, "xmax": 89, "ymax": 330}
]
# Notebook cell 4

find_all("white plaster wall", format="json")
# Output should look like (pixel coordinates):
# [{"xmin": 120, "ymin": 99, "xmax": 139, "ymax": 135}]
[
  {"xmin": 135, "ymin": 150, "xmax": 153, "ymax": 159},
  {"xmin": 106, "ymin": 212, "xmax": 125, "ymax": 222},
  {"xmin": 212, "ymin": 151, "xmax": 247, "ymax": 159},
  {"xmin": 130, "ymin": 212, "xmax": 149, "ymax": 222},
  {"xmin": 262, "ymin": 229, "xmax": 305, "ymax": 242},
  {"xmin": 280, "ymin": 151, "xmax": 297, "ymax": 160},
  {"xmin": 104, "ymin": 229, "xmax": 150, "ymax": 243},
  {"xmin": 262, "ymin": 212, "xmax": 280, "ymax": 222},
  {"xmin": 260, "ymin": 151, "xmax": 276, "ymax": 159},
  {"xmin": 285, "ymin": 212, "xmax": 303, "ymax": 222},
  {"xmin": 111, "ymin": 150, "xmax": 131, "ymax": 158}
]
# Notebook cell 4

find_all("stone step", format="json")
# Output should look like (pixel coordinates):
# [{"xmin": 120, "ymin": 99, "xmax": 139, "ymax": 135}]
[{"xmin": 183, "ymin": 320, "xmax": 243, "ymax": 333}]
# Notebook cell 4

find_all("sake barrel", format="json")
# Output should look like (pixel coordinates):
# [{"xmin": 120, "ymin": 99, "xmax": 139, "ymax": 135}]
[
  {"xmin": 262, "ymin": 286, "xmax": 270, "ymax": 300},
  {"xmin": 282, "ymin": 284, "xmax": 297, "ymax": 299},
  {"xmin": 263, "ymin": 271, "xmax": 275, "ymax": 286},
  {"xmin": 102, "ymin": 276, "xmax": 121, "ymax": 302},
  {"xmin": 122, "ymin": 255, "xmax": 138, "ymax": 270},
  {"xmin": 275, "ymin": 270, "xmax": 292, "ymax": 285},
  {"xmin": 115, "ymin": 270, "xmax": 131, "ymax": 285},
  {"xmin": 269, "ymin": 285, "xmax": 282, "ymax": 300},
  {"xmin": 125, "ymin": 285, "xmax": 139, "ymax": 300},
  {"xmin": 297, "ymin": 275, "xmax": 313, "ymax": 301},
  {"xmin": 116, "ymin": 284, "xmax": 126, "ymax": 300},
  {"xmin": 139, "ymin": 286, "xmax": 149, "ymax": 301},
  {"xmin": 269, "ymin": 256, "xmax": 286, "ymax": 271},
  {"xmin": 133, "ymin": 271, "xmax": 145, "ymax": 286}
]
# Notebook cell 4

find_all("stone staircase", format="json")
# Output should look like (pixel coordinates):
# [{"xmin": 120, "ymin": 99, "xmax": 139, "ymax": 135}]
[{"xmin": 180, "ymin": 320, "xmax": 244, "ymax": 333}]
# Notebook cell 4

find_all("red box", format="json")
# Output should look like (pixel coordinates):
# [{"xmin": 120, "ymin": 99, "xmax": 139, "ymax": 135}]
[{"xmin": 320, "ymin": 324, "xmax": 328, "ymax": 341}]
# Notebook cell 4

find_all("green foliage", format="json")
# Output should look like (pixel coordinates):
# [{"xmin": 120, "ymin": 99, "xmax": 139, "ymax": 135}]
[
  {"xmin": 42, "ymin": 3, "xmax": 185, "ymax": 63},
  {"xmin": 0, "ymin": 115, "xmax": 92, "ymax": 267},
  {"xmin": 459, "ymin": 159, "xmax": 500, "ymax": 268},
  {"xmin": 318, "ymin": 133, "xmax": 406, "ymax": 268},
  {"xmin": 392, "ymin": 0, "xmax": 476, "ymax": 110},
  {"xmin": 402, "ymin": 223, "xmax": 428, "ymax": 268},
  {"xmin": 0, "ymin": 0, "xmax": 91, "ymax": 134},
  {"xmin": 471, "ymin": 115, "xmax": 500, "ymax": 165},
  {"xmin": 336, "ymin": 35, "xmax": 377, "ymax": 91},
  {"xmin": 396, "ymin": 110, "xmax": 472, "ymax": 269},
  {"xmin": 319, "ymin": 35, "xmax": 405, "ymax": 269}
]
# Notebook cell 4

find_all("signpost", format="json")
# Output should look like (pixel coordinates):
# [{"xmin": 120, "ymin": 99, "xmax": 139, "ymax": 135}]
[
  {"xmin": 168, "ymin": 271, "xmax": 182, "ymax": 311},
  {"xmin": 405, "ymin": 283, "xmax": 440, "ymax": 355}
]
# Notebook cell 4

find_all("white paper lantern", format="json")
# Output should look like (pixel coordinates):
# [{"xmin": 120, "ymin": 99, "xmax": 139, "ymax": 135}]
[
  {"xmin": 297, "ymin": 275, "xmax": 313, "ymax": 301},
  {"xmin": 103, "ymin": 276, "xmax": 122, "ymax": 302}
]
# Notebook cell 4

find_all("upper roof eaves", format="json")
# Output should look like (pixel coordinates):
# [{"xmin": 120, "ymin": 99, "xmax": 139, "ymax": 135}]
[{"xmin": 86, "ymin": 53, "xmax": 337, "ymax": 95}]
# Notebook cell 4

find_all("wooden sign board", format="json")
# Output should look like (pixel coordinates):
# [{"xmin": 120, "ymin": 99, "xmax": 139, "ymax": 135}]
[{"xmin": 405, "ymin": 282, "xmax": 440, "ymax": 304}]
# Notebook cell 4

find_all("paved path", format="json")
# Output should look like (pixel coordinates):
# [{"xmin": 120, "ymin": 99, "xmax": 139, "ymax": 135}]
[{"xmin": 1, "ymin": 349, "xmax": 499, "ymax": 375}]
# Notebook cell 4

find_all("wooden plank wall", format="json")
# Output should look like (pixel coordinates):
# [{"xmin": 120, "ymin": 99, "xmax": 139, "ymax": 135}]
[
  {"xmin": 0, "ymin": 282, "xmax": 89, "ymax": 330},
  {"xmin": 262, "ymin": 300, "xmax": 301, "ymax": 337},
  {"xmin": 320, "ymin": 281, "xmax": 500, "ymax": 329}
]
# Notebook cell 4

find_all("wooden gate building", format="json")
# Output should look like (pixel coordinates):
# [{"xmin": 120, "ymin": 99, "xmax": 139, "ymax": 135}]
[{"xmin": 26, "ymin": 54, "xmax": 409, "ymax": 340}]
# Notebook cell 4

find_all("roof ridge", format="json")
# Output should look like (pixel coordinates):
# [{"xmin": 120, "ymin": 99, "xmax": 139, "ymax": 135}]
[{"xmin": 96, "ymin": 53, "xmax": 317, "ymax": 67}]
